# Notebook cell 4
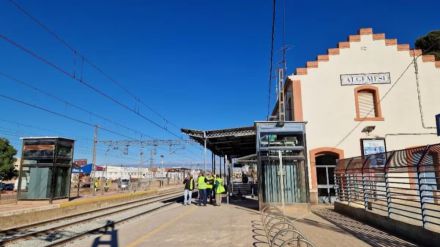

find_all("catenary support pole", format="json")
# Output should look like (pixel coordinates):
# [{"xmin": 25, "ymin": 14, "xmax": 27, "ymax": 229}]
[
  {"xmin": 91, "ymin": 125, "xmax": 98, "ymax": 196},
  {"xmin": 203, "ymin": 131, "xmax": 207, "ymax": 172}
]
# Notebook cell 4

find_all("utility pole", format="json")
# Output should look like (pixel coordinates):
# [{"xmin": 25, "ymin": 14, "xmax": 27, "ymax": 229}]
[
  {"xmin": 203, "ymin": 131, "xmax": 207, "ymax": 172},
  {"xmin": 150, "ymin": 148, "xmax": 156, "ymax": 168},
  {"xmin": 91, "ymin": 125, "xmax": 98, "ymax": 196},
  {"xmin": 138, "ymin": 147, "xmax": 144, "ymax": 189},
  {"xmin": 277, "ymin": 67, "xmax": 286, "ymax": 123}
]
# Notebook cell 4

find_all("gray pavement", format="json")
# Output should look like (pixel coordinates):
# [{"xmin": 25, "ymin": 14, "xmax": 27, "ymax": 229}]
[
  {"xmin": 295, "ymin": 206, "xmax": 418, "ymax": 247},
  {"xmin": 72, "ymin": 199, "xmax": 420, "ymax": 247}
]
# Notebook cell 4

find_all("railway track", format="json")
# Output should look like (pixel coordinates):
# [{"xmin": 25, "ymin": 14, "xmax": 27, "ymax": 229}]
[{"xmin": 0, "ymin": 189, "xmax": 183, "ymax": 246}]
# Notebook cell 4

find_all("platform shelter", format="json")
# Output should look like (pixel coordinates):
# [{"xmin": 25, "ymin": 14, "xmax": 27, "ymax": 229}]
[
  {"xmin": 182, "ymin": 121, "xmax": 310, "ymax": 210},
  {"xmin": 17, "ymin": 137, "xmax": 75, "ymax": 203}
]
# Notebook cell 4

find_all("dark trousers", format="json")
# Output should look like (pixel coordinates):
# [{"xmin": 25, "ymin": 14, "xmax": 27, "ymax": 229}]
[
  {"xmin": 206, "ymin": 188, "xmax": 213, "ymax": 203},
  {"xmin": 199, "ymin": 189, "xmax": 207, "ymax": 205}
]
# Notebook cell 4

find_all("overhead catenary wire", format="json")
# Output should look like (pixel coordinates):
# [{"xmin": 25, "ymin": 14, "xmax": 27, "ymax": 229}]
[
  {"xmin": 0, "ymin": 72, "xmax": 200, "ymax": 158},
  {"xmin": 0, "ymin": 117, "xmax": 79, "ymax": 136},
  {"xmin": 0, "ymin": 94, "xmax": 199, "ymax": 162},
  {"xmin": 5, "ymin": 0, "xmax": 227, "ymax": 162},
  {"xmin": 0, "ymin": 93, "xmax": 138, "ymax": 141},
  {"xmin": 0, "ymin": 33, "xmax": 185, "ymax": 140},
  {"xmin": 6, "ymin": 0, "xmax": 204, "ymax": 157},
  {"xmin": 7, "ymin": 0, "xmax": 181, "ymax": 131},
  {"xmin": 0, "ymin": 71, "xmax": 155, "ymax": 139}
]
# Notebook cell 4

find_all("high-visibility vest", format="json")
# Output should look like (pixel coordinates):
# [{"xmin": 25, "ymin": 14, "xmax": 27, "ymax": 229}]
[
  {"xmin": 215, "ymin": 178, "xmax": 225, "ymax": 194},
  {"xmin": 190, "ymin": 178, "xmax": 194, "ymax": 190},
  {"xmin": 206, "ymin": 176, "xmax": 214, "ymax": 189},
  {"xmin": 198, "ymin": 176, "xmax": 207, "ymax": 189}
]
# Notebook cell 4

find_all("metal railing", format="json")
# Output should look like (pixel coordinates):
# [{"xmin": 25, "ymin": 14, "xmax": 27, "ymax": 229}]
[
  {"xmin": 261, "ymin": 205, "xmax": 314, "ymax": 247},
  {"xmin": 334, "ymin": 143, "xmax": 440, "ymax": 232}
]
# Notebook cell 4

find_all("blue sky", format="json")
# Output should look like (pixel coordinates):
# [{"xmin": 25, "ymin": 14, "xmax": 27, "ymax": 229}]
[{"xmin": 0, "ymin": 0, "xmax": 438, "ymax": 166}]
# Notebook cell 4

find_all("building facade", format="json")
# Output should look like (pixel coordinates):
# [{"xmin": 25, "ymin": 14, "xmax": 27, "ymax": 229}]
[{"xmin": 279, "ymin": 28, "xmax": 440, "ymax": 203}]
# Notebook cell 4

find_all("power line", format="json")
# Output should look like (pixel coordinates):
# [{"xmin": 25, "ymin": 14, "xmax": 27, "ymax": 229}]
[
  {"xmin": 0, "ymin": 74, "xmax": 198, "ymax": 157},
  {"xmin": 6, "ymin": 0, "xmax": 204, "ymax": 157},
  {"xmin": 8, "ymin": 0, "xmax": 181, "ymax": 131},
  {"xmin": 0, "ymin": 118, "xmax": 187, "ymax": 164},
  {"xmin": 0, "ymin": 33, "xmax": 184, "ymax": 139},
  {"xmin": 83, "ymin": 59, "xmax": 181, "ymax": 131},
  {"xmin": 0, "ymin": 121, "xmax": 93, "ymax": 143},
  {"xmin": 5, "ymin": 1, "xmax": 222, "ymax": 159},
  {"xmin": 0, "ymin": 93, "xmax": 137, "ymax": 140},
  {"xmin": 0, "ymin": 95, "xmax": 198, "ymax": 162},
  {"xmin": 0, "ymin": 93, "xmax": 199, "ymax": 161},
  {"xmin": 0, "ymin": 71, "xmax": 154, "ymax": 139},
  {"xmin": 267, "ymin": 0, "xmax": 276, "ymax": 120}
]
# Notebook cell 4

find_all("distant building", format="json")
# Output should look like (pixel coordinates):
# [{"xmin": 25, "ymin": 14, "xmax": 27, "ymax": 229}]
[
  {"xmin": 274, "ymin": 28, "xmax": 440, "ymax": 203},
  {"xmin": 93, "ymin": 165, "xmax": 177, "ymax": 180}
]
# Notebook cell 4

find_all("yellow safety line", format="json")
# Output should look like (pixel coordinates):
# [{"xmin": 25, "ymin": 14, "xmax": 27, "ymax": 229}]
[{"xmin": 125, "ymin": 206, "xmax": 196, "ymax": 247}]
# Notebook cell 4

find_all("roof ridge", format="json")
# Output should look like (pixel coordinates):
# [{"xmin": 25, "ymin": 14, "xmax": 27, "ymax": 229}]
[{"xmin": 292, "ymin": 27, "xmax": 439, "ymax": 77}]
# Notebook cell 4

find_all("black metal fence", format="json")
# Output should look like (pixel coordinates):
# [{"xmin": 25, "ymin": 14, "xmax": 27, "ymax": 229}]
[{"xmin": 334, "ymin": 143, "xmax": 440, "ymax": 232}]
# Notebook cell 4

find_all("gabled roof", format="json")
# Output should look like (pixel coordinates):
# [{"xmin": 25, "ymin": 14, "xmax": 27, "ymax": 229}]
[
  {"xmin": 270, "ymin": 27, "xmax": 440, "ymax": 119},
  {"xmin": 290, "ymin": 27, "xmax": 439, "ymax": 79}
]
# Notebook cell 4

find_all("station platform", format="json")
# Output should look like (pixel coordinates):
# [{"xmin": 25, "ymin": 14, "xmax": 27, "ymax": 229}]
[
  {"xmin": 0, "ymin": 185, "xmax": 182, "ymax": 230},
  {"xmin": 72, "ymin": 197, "xmax": 417, "ymax": 247}
]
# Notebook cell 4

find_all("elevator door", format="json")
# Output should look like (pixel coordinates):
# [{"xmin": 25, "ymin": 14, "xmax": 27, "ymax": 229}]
[{"xmin": 262, "ymin": 159, "xmax": 304, "ymax": 203}]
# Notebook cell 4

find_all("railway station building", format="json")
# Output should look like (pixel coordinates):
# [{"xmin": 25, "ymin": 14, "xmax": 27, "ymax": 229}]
[
  {"xmin": 183, "ymin": 27, "xmax": 440, "ymax": 207},
  {"xmin": 278, "ymin": 27, "xmax": 440, "ymax": 203}
]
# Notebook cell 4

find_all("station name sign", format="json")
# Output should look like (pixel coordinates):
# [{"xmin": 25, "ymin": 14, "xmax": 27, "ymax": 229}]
[{"xmin": 340, "ymin": 72, "xmax": 391, "ymax": 86}]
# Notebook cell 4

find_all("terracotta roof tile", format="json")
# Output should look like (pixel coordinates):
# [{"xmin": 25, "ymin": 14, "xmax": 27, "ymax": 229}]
[
  {"xmin": 373, "ymin": 33, "xmax": 385, "ymax": 40},
  {"xmin": 422, "ymin": 55, "xmax": 436, "ymax": 62},
  {"xmin": 359, "ymin": 28, "xmax": 373, "ymax": 35},
  {"xmin": 296, "ymin": 68, "xmax": 307, "ymax": 75},
  {"xmin": 328, "ymin": 48, "xmax": 340, "ymax": 55},
  {"xmin": 385, "ymin": 39, "xmax": 397, "ymax": 46},
  {"xmin": 307, "ymin": 61, "xmax": 318, "ymax": 68}
]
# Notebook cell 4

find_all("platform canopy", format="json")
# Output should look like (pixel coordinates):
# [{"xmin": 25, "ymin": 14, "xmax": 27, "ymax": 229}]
[{"xmin": 181, "ymin": 126, "xmax": 256, "ymax": 158}]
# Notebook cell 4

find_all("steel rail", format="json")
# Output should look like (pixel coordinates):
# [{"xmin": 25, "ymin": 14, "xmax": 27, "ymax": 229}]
[
  {"xmin": 45, "ymin": 199, "xmax": 178, "ymax": 247},
  {"xmin": 0, "ymin": 189, "xmax": 183, "ymax": 245}
]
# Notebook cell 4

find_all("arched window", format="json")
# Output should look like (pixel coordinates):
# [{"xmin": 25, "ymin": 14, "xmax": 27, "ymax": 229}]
[{"xmin": 354, "ymin": 86, "xmax": 384, "ymax": 121}]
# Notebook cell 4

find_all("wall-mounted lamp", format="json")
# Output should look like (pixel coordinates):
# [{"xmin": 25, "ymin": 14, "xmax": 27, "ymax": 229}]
[{"xmin": 361, "ymin": 125, "xmax": 376, "ymax": 135}]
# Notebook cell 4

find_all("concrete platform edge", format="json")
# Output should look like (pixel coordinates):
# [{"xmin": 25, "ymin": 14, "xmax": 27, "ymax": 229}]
[{"xmin": 0, "ymin": 186, "xmax": 181, "ymax": 230}]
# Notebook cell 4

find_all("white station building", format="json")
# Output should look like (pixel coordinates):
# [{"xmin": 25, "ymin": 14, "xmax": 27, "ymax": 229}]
[{"xmin": 276, "ymin": 27, "xmax": 440, "ymax": 203}]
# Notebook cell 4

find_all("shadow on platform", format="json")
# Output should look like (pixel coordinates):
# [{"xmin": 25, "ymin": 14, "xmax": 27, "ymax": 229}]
[
  {"xmin": 91, "ymin": 220, "xmax": 119, "ymax": 247},
  {"xmin": 228, "ymin": 196, "xmax": 259, "ymax": 212},
  {"xmin": 312, "ymin": 207, "xmax": 417, "ymax": 247}
]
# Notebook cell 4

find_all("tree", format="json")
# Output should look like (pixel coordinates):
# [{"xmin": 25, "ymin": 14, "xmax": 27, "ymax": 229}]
[
  {"xmin": 415, "ymin": 30, "xmax": 440, "ymax": 61},
  {"xmin": 0, "ymin": 138, "xmax": 17, "ymax": 180}
]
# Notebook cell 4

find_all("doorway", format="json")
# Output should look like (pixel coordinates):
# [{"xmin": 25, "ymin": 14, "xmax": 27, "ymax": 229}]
[{"xmin": 316, "ymin": 153, "xmax": 339, "ymax": 203}]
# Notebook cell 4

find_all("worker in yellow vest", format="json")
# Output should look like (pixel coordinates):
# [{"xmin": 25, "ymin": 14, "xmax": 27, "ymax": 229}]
[
  {"xmin": 183, "ymin": 174, "xmax": 195, "ymax": 205},
  {"xmin": 197, "ymin": 171, "xmax": 207, "ymax": 206},
  {"xmin": 214, "ymin": 175, "xmax": 225, "ymax": 206},
  {"xmin": 206, "ymin": 173, "xmax": 214, "ymax": 204}
]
